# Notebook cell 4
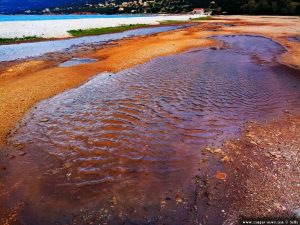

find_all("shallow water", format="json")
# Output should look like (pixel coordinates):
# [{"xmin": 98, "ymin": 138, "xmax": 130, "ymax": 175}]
[
  {"xmin": 0, "ymin": 14, "xmax": 153, "ymax": 22},
  {"xmin": 0, "ymin": 25, "xmax": 182, "ymax": 62},
  {"xmin": 3, "ymin": 35, "xmax": 300, "ymax": 224},
  {"xmin": 59, "ymin": 58, "xmax": 97, "ymax": 67},
  {"xmin": 288, "ymin": 36, "xmax": 300, "ymax": 42}
]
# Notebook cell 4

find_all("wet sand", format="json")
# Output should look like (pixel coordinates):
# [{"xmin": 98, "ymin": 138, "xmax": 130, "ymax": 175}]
[{"xmin": 221, "ymin": 113, "xmax": 300, "ymax": 223}]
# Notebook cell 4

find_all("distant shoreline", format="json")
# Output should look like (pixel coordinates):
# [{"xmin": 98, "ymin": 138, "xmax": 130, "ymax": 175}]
[
  {"xmin": 0, "ymin": 14, "xmax": 156, "ymax": 21},
  {"xmin": 0, "ymin": 14, "xmax": 201, "ymax": 38}
]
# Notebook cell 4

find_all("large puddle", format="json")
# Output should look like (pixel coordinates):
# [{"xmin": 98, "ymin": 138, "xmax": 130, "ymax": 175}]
[
  {"xmin": 2, "ymin": 35, "xmax": 300, "ymax": 224},
  {"xmin": 0, "ymin": 25, "xmax": 184, "ymax": 62}
]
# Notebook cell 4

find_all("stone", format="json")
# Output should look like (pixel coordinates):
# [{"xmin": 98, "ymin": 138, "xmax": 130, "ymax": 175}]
[
  {"xmin": 293, "ymin": 209, "xmax": 300, "ymax": 219},
  {"xmin": 40, "ymin": 118, "xmax": 49, "ymax": 122},
  {"xmin": 221, "ymin": 155, "xmax": 231, "ymax": 163}
]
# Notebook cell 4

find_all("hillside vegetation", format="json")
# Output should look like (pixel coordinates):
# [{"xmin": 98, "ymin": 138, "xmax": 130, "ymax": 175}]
[{"xmin": 14, "ymin": 0, "xmax": 300, "ymax": 15}]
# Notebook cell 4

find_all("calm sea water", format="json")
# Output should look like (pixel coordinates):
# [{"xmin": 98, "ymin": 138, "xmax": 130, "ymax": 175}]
[{"xmin": 0, "ymin": 14, "xmax": 152, "ymax": 22}]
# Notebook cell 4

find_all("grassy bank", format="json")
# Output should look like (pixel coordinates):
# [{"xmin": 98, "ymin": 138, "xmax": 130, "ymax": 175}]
[
  {"xmin": 68, "ymin": 24, "xmax": 150, "ymax": 37},
  {"xmin": 190, "ymin": 16, "xmax": 213, "ymax": 21},
  {"xmin": 0, "ymin": 18, "xmax": 213, "ymax": 44},
  {"xmin": 159, "ymin": 16, "xmax": 213, "ymax": 25},
  {"xmin": 0, "ymin": 36, "xmax": 45, "ymax": 45},
  {"xmin": 159, "ymin": 20, "xmax": 189, "ymax": 25}
]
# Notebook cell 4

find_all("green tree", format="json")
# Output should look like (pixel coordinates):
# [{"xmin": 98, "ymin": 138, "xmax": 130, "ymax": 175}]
[
  {"xmin": 256, "ymin": 0, "xmax": 271, "ymax": 14},
  {"xmin": 247, "ymin": 0, "xmax": 256, "ymax": 14}
]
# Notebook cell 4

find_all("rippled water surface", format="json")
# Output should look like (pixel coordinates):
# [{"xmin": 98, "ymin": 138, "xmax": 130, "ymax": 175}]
[
  {"xmin": 288, "ymin": 36, "xmax": 300, "ymax": 42},
  {"xmin": 4, "ymin": 35, "xmax": 300, "ymax": 224}
]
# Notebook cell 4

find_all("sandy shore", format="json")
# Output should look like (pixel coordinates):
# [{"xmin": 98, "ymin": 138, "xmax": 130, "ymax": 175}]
[
  {"xmin": 195, "ymin": 113, "xmax": 300, "ymax": 223},
  {"xmin": 0, "ymin": 16, "xmax": 300, "ymax": 146},
  {"xmin": 0, "ymin": 15, "xmax": 300, "ymax": 224},
  {"xmin": 0, "ymin": 14, "xmax": 200, "ymax": 38},
  {"xmin": 225, "ymin": 113, "xmax": 300, "ymax": 222}
]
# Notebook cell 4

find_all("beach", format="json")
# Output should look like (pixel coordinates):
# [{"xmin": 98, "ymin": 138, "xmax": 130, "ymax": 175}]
[
  {"xmin": 0, "ymin": 14, "xmax": 200, "ymax": 38},
  {"xmin": 0, "ymin": 15, "xmax": 300, "ymax": 224},
  {"xmin": 1, "ymin": 16, "xmax": 300, "ymax": 145}
]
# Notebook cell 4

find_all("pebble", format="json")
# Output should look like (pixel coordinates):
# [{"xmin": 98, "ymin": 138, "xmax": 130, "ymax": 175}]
[
  {"xmin": 64, "ymin": 162, "xmax": 71, "ymax": 168},
  {"xmin": 40, "ymin": 118, "xmax": 49, "ymax": 122},
  {"xmin": 18, "ymin": 151, "xmax": 26, "ymax": 156},
  {"xmin": 221, "ymin": 155, "xmax": 231, "ymax": 163},
  {"xmin": 110, "ymin": 196, "xmax": 117, "ymax": 205},
  {"xmin": 293, "ymin": 209, "xmax": 300, "ymax": 219},
  {"xmin": 214, "ymin": 171, "xmax": 227, "ymax": 180}
]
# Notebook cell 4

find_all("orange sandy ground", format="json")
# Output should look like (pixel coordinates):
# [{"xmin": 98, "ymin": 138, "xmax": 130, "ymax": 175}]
[{"xmin": 0, "ymin": 15, "xmax": 299, "ymax": 145}]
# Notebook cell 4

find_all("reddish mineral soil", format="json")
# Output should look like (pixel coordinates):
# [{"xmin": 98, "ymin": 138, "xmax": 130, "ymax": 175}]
[{"xmin": 0, "ymin": 16, "xmax": 300, "ymax": 225}]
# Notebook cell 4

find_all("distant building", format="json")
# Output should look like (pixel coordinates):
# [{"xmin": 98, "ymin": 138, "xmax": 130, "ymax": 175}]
[
  {"xmin": 192, "ymin": 8, "xmax": 204, "ymax": 15},
  {"xmin": 42, "ymin": 8, "xmax": 51, "ymax": 13}
]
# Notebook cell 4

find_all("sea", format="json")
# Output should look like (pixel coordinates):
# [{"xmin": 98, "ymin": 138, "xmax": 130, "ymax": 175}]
[{"xmin": 0, "ymin": 14, "xmax": 152, "ymax": 22}]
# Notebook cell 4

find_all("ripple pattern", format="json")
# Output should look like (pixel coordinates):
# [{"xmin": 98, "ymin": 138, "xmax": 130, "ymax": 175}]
[{"xmin": 9, "ymin": 35, "xmax": 300, "ymax": 191}]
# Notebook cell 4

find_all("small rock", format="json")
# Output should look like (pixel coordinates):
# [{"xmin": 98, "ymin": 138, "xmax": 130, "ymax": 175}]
[
  {"xmin": 9, "ymin": 155, "xmax": 16, "ymax": 159},
  {"xmin": 40, "ymin": 118, "xmax": 49, "ymax": 122},
  {"xmin": 221, "ymin": 155, "xmax": 231, "ymax": 163},
  {"xmin": 213, "ymin": 148, "xmax": 223, "ymax": 153},
  {"xmin": 293, "ymin": 209, "xmax": 300, "ymax": 219},
  {"xmin": 160, "ymin": 199, "xmax": 166, "ymax": 209},
  {"xmin": 246, "ymin": 133, "xmax": 255, "ymax": 139},
  {"xmin": 204, "ymin": 147, "xmax": 212, "ymax": 152},
  {"xmin": 175, "ymin": 192, "xmax": 183, "ymax": 204},
  {"xmin": 64, "ymin": 162, "xmax": 71, "ymax": 168},
  {"xmin": 18, "ymin": 151, "xmax": 26, "ymax": 156},
  {"xmin": 110, "ymin": 196, "xmax": 117, "ymax": 205},
  {"xmin": 176, "ymin": 198, "xmax": 183, "ymax": 204},
  {"xmin": 214, "ymin": 171, "xmax": 227, "ymax": 180},
  {"xmin": 274, "ymin": 203, "xmax": 286, "ymax": 211}
]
